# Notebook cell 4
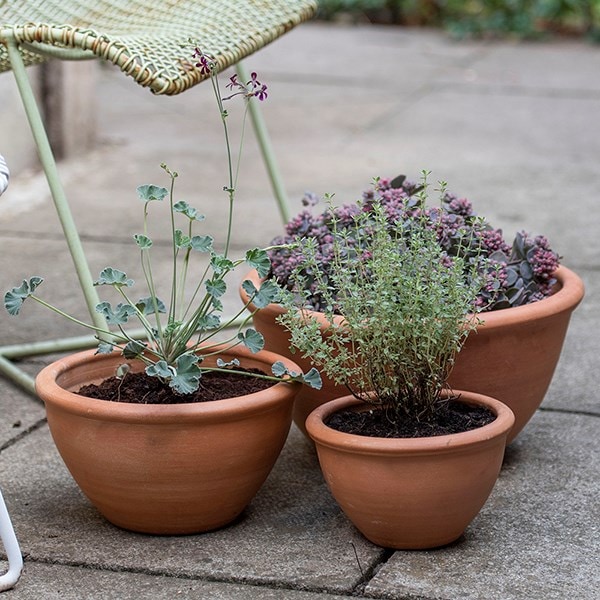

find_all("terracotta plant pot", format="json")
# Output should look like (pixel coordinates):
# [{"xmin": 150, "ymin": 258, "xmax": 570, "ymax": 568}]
[
  {"xmin": 306, "ymin": 391, "xmax": 515, "ymax": 549},
  {"xmin": 240, "ymin": 266, "xmax": 584, "ymax": 443},
  {"xmin": 35, "ymin": 345, "xmax": 300, "ymax": 535}
]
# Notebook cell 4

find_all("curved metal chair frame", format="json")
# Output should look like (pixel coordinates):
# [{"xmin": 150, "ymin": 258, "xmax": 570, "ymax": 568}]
[{"xmin": 0, "ymin": 0, "xmax": 316, "ymax": 395}]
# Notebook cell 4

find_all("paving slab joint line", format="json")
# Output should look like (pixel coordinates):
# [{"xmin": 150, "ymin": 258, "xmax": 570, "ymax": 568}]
[
  {"xmin": 351, "ymin": 547, "xmax": 393, "ymax": 597},
  {"xmin": 23, "ymin": 556, "xmax": 364, "ymax": 598},
  {"xmin": 0, "ymin": 417, "xmax": 47, "ymax": 453},
  {"xmin": 538, "ymin": 406, "xmax": 600, "ymax": 418}
]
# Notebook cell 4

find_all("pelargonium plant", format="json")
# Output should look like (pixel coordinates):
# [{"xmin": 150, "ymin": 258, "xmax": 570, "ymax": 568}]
[
  {"xmin": 3, "ymin": 49, "xmax": 320, "ymax": 396},
  {"xmin": 270, "ymin": 173, "xmax": 560, "ymax": 313}
]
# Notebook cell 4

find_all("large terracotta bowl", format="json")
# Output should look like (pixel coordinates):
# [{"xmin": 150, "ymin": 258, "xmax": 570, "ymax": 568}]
[
  {"xmin": 239, "ymin": 266, "xmax": 584, "ymax": 443},
  {"xmin": 35, "ymin": 344, "xmax": 300, "ymax": 534}
]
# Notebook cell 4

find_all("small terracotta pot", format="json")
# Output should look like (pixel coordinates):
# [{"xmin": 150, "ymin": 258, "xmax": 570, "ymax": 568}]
[
  {"xmin": 35, "ymin": 345, "xmax": 300, "ymax": 534},
  {"xmin": 240, "ymin": 266, "xmax": 584, "ymax": 443},
  {"xmin": 306, "ymin": 391, "xmax": 515, "ymax": 550}
]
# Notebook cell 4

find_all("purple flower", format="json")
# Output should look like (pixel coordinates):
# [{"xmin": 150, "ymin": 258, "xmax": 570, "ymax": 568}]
[
  {"xmin": 193, "ymin": 47, "xmax": 213, "ymax": 76},
  {"xmin": 220, "ymin": 71, "xmax": 268, "ymax": 102},
  {"xmin": 226, "ymin": 74, "xmax": 239, "ymax": 90}
]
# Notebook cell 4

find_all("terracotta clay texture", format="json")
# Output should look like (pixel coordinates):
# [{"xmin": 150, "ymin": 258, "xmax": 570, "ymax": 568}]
[
  {"xmin": 35, "ymin": 345, "xmax": 300, "ymax": 534},
  {"xmin": 240, "ymin": 266, "xmax": 584, "ymax": 443},
  {"xmin": 306, "ymin": 392, "xmax": 515, "ymax": 550}
]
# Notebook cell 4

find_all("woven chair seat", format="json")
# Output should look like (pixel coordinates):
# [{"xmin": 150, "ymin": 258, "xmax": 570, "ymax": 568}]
[{"xmin": 0, "ymin": 0, "xmax": 316, "ymax": 95}]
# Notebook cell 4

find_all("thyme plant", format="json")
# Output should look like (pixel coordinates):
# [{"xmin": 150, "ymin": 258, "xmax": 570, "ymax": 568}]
[
  {"xmin": 4, "ymin": 50, "xmax": 320, "ymax": 395},
  {"xmin": 278, "ymin": 175, "xmax": 483, "ymax": 423}
]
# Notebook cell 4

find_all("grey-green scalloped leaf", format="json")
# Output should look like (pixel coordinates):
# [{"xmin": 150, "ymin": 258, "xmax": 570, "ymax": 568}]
[
  {"xmin": 4, "ymin": 276, "xmax": 44, "ymax": 315},
  {"xmin": 270, "ymin": 362, "xmax": 322, "ymax": 389},
  {"xmin": 173, "ymin": 201, "xmax": 205, "ymax": 222},
  {"xmin": 95, "ymin": 341, "xmax": 114, "ymax": 355},
  {"xmin": 210, "ymin": 254, "xmax": 235, "ymax": 275},
  {"xmin": 206, "ymin": 278, "xmax": 226, "ymax": 299},
  {"xmin": 134, "ymin": 234, "xmax": 153, "ymax": 249},
  {"xmin": 216, "ymin": 357, "xmax": 241, "ymax": 368},
  {"xmin": 174, "ymin": 229, "xmax": 191, "ymax": 249},
  {"xmin": 237, "ymin": 328, "xmax": 264, "ymax": 353},
  {"xmin": 170, "ymin": 354, "xmax": 201, "ymax": 394},
  {"xmin": 95, "ymin": 302, "xmax": 137, "ymax": 325},
  {"xmin": 196, "ymin": 313, "xmax": 220, "ymax": 331},
  {"xmin": 137, "ymin": 184, "xmax": 168, "ymax": 203},
  {"xmin": 245, "ymin": 248, "xmax": 271, "ymax": 278},
  {"xmin": 271, "ymin": 361, "xmax": 287, "ymax": 377},
  {"xmin": 136, "ymin": 296, "xmax": 166, "ymax": 315},
  {"xmin": 242, "ymin": 279, "xmax": 280, "ymax": 309},
  {"xmin": 94, "ymin": 267, "xmax": 133, "ymax": 287},
  {"xmin": 300, "ymin": 367, "xmax": 322, "ymax": 390},
  {"xmin": 145, "ymin": 360, "xmax": 174, "ymax": 380},
  {"xmin": 191, "ymin": 235, "xmax": 213, "ymax": 252},
  {"xmin": 123, "ymin": 340, "xmax": 147, "ymax": 359}
]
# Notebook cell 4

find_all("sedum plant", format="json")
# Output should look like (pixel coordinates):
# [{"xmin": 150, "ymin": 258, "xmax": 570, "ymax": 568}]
[
  {"xmin": 3, "ymin": 49, "xmax": 320, "ymax": 396},
  {"xmin": 278, "ymin": 175, "xmax": 484, "ymax": 424},
  {"xmin": 270, "ymin": 173, "xmax": 560, "ymax": 313}
]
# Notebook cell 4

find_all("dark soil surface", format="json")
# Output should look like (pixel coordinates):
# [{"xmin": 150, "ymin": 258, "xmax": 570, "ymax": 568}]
[
  {"xmin": 327, "ymin": 400, "xmax": 496, "ymax": 438},
  {"xmin": 78, "ymin": 369, "xmax": 273, "ymax": 404}
]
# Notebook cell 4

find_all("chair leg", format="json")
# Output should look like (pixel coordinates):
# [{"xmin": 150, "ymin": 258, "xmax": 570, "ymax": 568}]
[
  {"xmin": 235, "ymin": 61, "xmax": 290, "ymax": 224},
  {"xmin": 0, "ymin": 490, "xmax": 23, "ymax": 592},
  {"xmin": 4, "ymin": 39, "xmax": 107, "ymax": 331}
]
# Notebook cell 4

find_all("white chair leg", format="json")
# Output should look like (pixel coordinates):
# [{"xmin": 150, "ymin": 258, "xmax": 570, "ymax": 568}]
[{"xmin": 0, "ymin": 490, "xmax": 23, "ymax": 591}]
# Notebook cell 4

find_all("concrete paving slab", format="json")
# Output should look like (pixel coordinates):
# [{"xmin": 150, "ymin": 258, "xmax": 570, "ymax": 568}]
[
  {"xmin": 343, "ymin": 89, "xmax": 600, "ymax": 263},
  {"xmin": 365, "ymin": 411, "xmax": 600, "ymax": 600},
  {"xmin": 0, "ymin": 21, "xmax": 598, "ymax": 600},
  {"xmin": 0, "ymin": 425, "xmax": 383, "ymax": 596},
  {"xmin": 446, "ymin": 40, "xmax": 600, "ymax": 92},
  {"xmin": 241, "ymin": 24, "xmax": 484, "ymax": 83},
  {"xmin": 0, "ymin": 380, "xmax": 44, "ymax": 449},
  {"xmin": 0, "ymin": 562, "xmax": 363, "ymax": 600},
  {"xmin": 544, "ymin": 266, "xmax": 600, "ymax": 415}
]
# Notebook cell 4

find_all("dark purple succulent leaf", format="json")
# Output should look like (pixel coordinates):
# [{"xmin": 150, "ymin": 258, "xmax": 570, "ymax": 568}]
[{"xmin": 519, "ymin": 261, "xmax": 534, "ymax": 279}]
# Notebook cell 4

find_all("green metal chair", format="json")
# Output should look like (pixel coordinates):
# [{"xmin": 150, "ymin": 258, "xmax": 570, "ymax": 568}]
[{"xmin": 0, "ymin": 0, "xmax": 317, "ymax": 395}]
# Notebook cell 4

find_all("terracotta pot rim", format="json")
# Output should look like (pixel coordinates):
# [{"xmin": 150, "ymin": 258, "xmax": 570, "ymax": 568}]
[
  {"xmin": 240, "ymin": 265, "xmax": 584, "ymax": 330},
  {"xmin": 35, "ymin": 345, "xmax": 300, "ymax": 424},
  {"xmin": 305, "ymin": 391, "xmax": 515, "ymax": 455}
]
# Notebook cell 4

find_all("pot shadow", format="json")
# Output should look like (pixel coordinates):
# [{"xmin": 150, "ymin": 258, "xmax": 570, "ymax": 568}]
[{"xmin": 501, "ymin": 442, "xmax": 523, "ymax": 470}]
